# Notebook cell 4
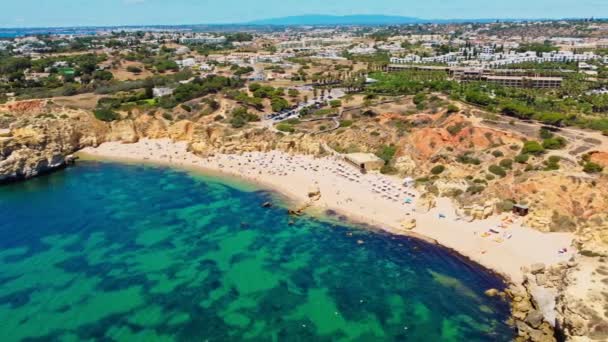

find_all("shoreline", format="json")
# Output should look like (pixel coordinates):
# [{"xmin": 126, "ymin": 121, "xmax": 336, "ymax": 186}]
[
  {"xmin": 77, "ymin": 138, "xmax": 574, "ymax": 285},
  {"xmin": 78, "ymin": 150, "xmax": 511, "ymax": 282},
  {"xmin": 77, "ymin": 152, "xmax": 511, "ymax": 285}
]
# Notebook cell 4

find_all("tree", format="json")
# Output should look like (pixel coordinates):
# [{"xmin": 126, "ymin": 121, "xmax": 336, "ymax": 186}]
[
  {"xmin": 376, "ymin": 145, "xmax": 397, "ymax": 164},
  {"xmin": 271, "ymin": 96, "xmax": 289, "ymax": 112},
  {"xmin": 229, "ymin": 107, "xmax": 259, "ymax": 128},
  {"xmin": 248, "ymin": 83, "xmax": 262, "ymax": 92}
]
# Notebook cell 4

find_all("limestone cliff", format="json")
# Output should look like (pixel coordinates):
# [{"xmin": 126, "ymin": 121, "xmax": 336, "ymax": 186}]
[{"xmin": 0, "ymin": 103, "xmax": 108, "ymax": 183}]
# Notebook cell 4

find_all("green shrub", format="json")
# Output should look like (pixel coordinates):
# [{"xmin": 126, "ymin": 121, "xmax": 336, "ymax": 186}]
[
  {"xmin": 446, "ymin": 104, "xmax": 460, "ymax": 114},
  {"xmin": 539, "ymin": 128, "xmax": 554, "ymax": 139},
  {"xmin": 499, "ymin": 158, "xmax": 513, "ymax": 169},
  {"xmin": 583, "ymin": 162, "xmax": 604, "ymax": 173},
  {"xmin": 515, "ymin": 153, "xmax": 530, "ymax": 164},
  {"xmin": 230, "ymin": 107, "xmax": 259, "ymax": 128},
  {"xmin": 126, "ymin": 65, "xmax": 142, "ymax": 73},
  {"xmin": 492, "ymin": 150, "xmax": 504, "ymax": 158},
  {"xmin": 276, "ymin": 123, "xmax": 295, "ymax": 133},
  {"xmin": 162, "ymin": 113, "xmax": 173, "ymax": 121},
  {"xmin": 271, "ymin": 96, "xmax": 290, "ymax": 112},
  {"xmin": 542, "ymin": 137, "xmax": 567, "ymax": 150},
  {"xmin": 285, "ymin": 118, "xmax": 301, "ymax": 125},
  {"xmin": 329, "ymin": 100, "xmax": 342, "ymax": 108},
  {"xmin": 430, "ymin": 165, "xmax": 446, "ymax": 175},
  {"xmin": 466, "ymin": 184, "xmax": 485, "ymax": 194},
  {"xmin": 416, "ymin": 177, "xmax": 430, "ymax": 184},
  {"xmin": 340, "ymin": 120, "xmax": 353, "ymax": 128},
  {"xmin": 497, "ymin": 200, "xmax": 515, "ymax": 212},
  {"xmin": 522, "ymin": 141, "xmax": 545, "ymax": 155},
  {"xmin": 544, "ymin": 155, "xmax": 561, "ymax": 171},
  {"xmin": 380, "ymin": 165, "xmax": 398, "ymax": 175},
  {"xmin": 180, "ymin": 104, "xmax": 192, "ymax": 112},
  {"xmin": 376, "ymin": 145, "xmax": 397, "ymax": 163},
  {"xmin": 287, "ymin": 88, "xmax": 299, "ymax": 97},
  {"xmin": 248, "ymin": 83, "xmax": 262, "ymax": 92},
  {"xmin": 456, "ymin": 154, "xmax": 481, "ymax": 165},
  {"xmin": 413, "ymin": 93, "xmax": 426, "ymax": 105},
  {"xmin": 446, "ymin": 122, "xmax": 466, "ymax": 136},
  {"xmin": 488, "ymin": 165, "xmax": 507, "ymax": 177},
  {"xmin": 94, "ymin": 108, "xmax": 120, "ymax": 122}
]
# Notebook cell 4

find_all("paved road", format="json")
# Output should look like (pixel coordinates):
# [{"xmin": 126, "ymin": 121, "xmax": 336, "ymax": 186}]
[{"xmin": 264, "ymin": 88, "xmax": 346, "ymax": 123}]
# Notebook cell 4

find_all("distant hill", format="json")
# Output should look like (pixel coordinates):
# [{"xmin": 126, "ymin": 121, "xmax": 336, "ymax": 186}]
[{"xmin": 247, "ymin": 14, "xmax": 425, "ymax": 26}]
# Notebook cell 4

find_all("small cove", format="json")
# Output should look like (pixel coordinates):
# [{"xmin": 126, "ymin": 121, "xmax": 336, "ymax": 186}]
[{"xmin": 0, "ymin": 161, "xmax": 515, "ymax": 341}]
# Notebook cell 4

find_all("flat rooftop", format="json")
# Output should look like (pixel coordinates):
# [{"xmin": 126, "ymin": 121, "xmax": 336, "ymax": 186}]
[
  {"xmin": 344, "ymin": 153, "xmax": 384, "ymax": 164},
  {"xmin": 485, "ymin": 75, "xmax": 563, "ymax": 81}
]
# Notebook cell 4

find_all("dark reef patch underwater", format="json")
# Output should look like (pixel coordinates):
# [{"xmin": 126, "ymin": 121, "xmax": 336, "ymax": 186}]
[{"xmin": 0, "ymin": 161, "xmax": 515, "ymax": 341}]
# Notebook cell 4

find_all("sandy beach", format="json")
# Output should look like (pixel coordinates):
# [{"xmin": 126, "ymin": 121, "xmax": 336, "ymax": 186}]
[{"xmin": 79, "ymin": 138, "xmax": 574, "ymax": 283}]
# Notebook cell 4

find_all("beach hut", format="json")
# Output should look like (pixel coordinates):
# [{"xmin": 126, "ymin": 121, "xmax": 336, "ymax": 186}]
[
  {"xmin": 512, "ymin": 204, "xmax": 529, "ymax": 217},
  {"xmin": 403, "ymin": 177, "xmax": 415, "ymax": 187},
  {"xmin": 343, "ymin": 153, "xmax": 385, "ymax": 173}
]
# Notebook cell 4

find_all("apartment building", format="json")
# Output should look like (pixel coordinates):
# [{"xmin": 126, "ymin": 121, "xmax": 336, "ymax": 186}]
[
  {"xmin": 484, "ymin": 75, "xmax": 563, "ymax": 88},
  {"xmin": 179, "ymin": 36, "xmax": 227, "ymax": 45}
]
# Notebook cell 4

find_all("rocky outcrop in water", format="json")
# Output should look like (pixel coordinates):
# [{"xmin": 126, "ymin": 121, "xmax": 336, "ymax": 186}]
[{"xmin": 507, "ymin": 280, "xmax": 557, "ymax": 342}]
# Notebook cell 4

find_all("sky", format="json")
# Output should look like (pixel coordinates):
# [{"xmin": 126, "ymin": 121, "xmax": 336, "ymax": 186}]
[{"xmin": 1, "ymin": 0, "xmax": 607, "ymax": 28}]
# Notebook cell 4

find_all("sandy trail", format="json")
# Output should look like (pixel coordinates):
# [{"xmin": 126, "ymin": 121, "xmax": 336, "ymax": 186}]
[{"xmin": 79, "ymin": 138, "xmax": 574, "ymax": 283}]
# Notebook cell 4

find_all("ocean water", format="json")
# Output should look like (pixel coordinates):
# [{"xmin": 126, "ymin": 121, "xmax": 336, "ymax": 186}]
[{"xmin": 0, "ymin": 161, "xmax": 514, "ymax": 341}]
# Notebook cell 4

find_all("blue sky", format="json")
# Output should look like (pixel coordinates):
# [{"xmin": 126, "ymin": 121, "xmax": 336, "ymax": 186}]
[{"xmin": 1, "ymin": 0, "xmax": 607, "ymax": 28}]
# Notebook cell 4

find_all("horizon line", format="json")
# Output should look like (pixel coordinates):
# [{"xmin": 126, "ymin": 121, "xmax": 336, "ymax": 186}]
[{"xmin": 0, "ymin": 15, "xmax": 605, "ymax": 31}]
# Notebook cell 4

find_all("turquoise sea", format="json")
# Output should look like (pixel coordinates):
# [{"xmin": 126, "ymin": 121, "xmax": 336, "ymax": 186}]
[{"xmin": 0, "ymin": 161, "xmax": 514, "ymax": 341}]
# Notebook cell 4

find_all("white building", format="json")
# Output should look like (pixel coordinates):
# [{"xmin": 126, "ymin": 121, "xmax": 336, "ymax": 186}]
[
  {"xmin": 199, "ymin": 63, "xmax": 214, "ymax": 71},
  {"xmin": 179, "ymin": 36, "xmax": 227, "ymax": 45},
  {"xmin": 153, "ymin": 87, "xmax": 174, "ymax": 98},
  {"xmin": 176, "ymin": 58, "xmax": 196, "ymax": 68}
]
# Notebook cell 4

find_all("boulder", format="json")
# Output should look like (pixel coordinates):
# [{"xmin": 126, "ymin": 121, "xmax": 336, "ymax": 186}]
[
  {"xmin": 484, "ymin": 288, "xmax": 500, "ymax": 297},
  {"xmin": 400, "ymin": 219, "xmax": 417, "ymax": 231},
  {"xmin": 307, "ymin": 186, "xmax": 321, "ymax": 201},
  {"xmin": 530, "ymin": 263, "xmax": 546, "ymax": 275},
  {"xmin": 525, "ymin": 310, "xmax": 545, "ymax": 329},
  {"xmin": 535, "ymin": 273, "xmax": 548, "ymax": 286}
]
